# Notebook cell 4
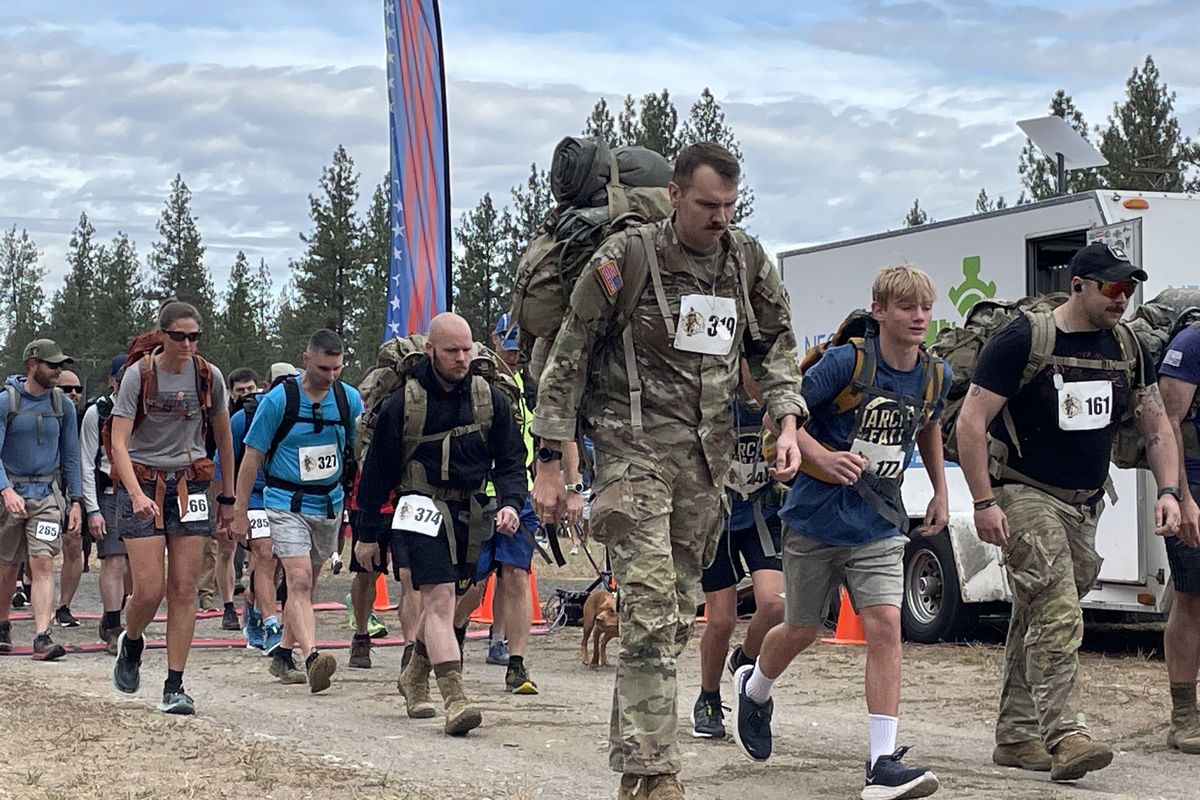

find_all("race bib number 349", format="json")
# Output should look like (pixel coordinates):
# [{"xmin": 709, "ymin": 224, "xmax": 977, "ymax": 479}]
[
  {"xmin": 674, "ymin": 294, "xmax": 738, "ymax": 356},
  {"xmin": 391, "ymin": 495, "xmax": 444, "ymax": 537}
]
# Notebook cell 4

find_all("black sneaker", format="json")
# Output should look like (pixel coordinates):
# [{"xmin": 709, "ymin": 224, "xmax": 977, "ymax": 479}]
[
  {"xmin": 32, "ymin": 633, "xmax": 66, "ymax": 661},
  {"xmin": 112, "ymin": 631, "xmax": 142, "ymax": 694},
  {"xmin": 220, "ymin": 606, "xmax": 240, "ymax": 632},
  {"xmin": 732, "ymin": 664, "xmax": 773, "ymax": 761},
  {"xmin": 0, "ymin": 620, "xmax": 11, "ymax": 652},
  {"xmin": 12, "ymin": 588, "xmax": 28, "ymax": 608},
  {"xmin": 348, "ymin": 634, "xmax": 372, "ymax": 669},
  {"xmin": 691, "ymin": 693, "xmax": 726, "ymax": 739},
  {"xmin": 504, "ymin": 661, "xmax": 539, "ymax": 695},
  {"xmin": 158, "ymin": 690, "xmax": 196, "ymax": 715},
  {"xmin": 55, "ymin": 606, "xmax": 80, "ymax": 628},
  {"xmin": 862, "ymin": 747, "xmax": 939, "ymax": 800},
  {"xmin": 726, "ymin": 644, "xmax": 753, "ymax": 676}
]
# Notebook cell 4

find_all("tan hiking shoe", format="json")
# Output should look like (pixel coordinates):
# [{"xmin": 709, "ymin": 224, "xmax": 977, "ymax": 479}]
[
  {"xmin": 435, "ymin": 669, "xmax": 482, "ymax": 736},
  {"xmin": 1168, "ymin": 708, "xmax": 1200, "ymax": 754},
  {"xmin": 992, "ymin": 740, "xmax": 1052, "ymax": 771},
  {"xmin": 643, "ymin": 774, "xmax": 685, "ymax": 800},
  {"xmin": 1050, "ymin": 733, "xmax": 1113, "ymax": 781},
  {"xmin": 618, "ymin": 774, "xmax": 645, "ymax": 800},
  {"xmin": 269, "ymin": 651, "xmax": 307, "ymax": 685},
  {"xmin": 397, "ymin": 650, "xmax": 436, "ymax": 719},
  {"xmin": 306, "ymin": 651, "xmax": 337, "ymax": 694}
]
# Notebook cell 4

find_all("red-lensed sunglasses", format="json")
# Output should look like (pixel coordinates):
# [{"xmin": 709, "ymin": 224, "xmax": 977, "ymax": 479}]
[{"xmin": 1086, "ymin": 278, "xmax": 1138, "ymax": 299}]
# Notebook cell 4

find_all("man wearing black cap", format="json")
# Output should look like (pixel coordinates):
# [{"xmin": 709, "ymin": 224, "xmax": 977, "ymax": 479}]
[
  {"xmin": 957, "ymin": 242, "xmax": 1181, "ymax": 782},
  {"xmin": 0, "ymin": 339, "xmax": 83, "ymax": 660}
]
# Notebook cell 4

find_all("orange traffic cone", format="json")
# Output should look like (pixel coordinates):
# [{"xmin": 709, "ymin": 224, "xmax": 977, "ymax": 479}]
[
  {"xmin": 821, "ymin": 587, "xmax": 867, "ymax": 645},
  {"xmin": 528, "ymin": 565, "xmax": 546, "ymax": 625},
  {"xmin": 469, "ymin": 568, "xmax": 547, "ymax": 625},
  {"xmin": 372, "ymin": 572, "xmax": 391, "ymax": 611}
]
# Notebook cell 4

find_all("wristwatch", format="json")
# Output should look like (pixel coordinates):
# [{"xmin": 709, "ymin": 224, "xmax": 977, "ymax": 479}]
[
  {"xmin": 216, "ymin": 494, "xmax": 237, "ymax": 506},
  {"xmin": 1158, "ymin": 486, "xmax": 1182, "ymax": 501},
  {"xmin": 565, "ymin": 482, "xmax": 585, "ymax": 495},
  {"xmin": 536, "ymin": 446, "xmax": 563, "ymax": 464}
]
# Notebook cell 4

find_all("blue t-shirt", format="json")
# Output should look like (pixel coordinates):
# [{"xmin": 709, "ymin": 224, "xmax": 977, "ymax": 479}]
[
  {"xmin": 727, "ymin": 400, "xmax": 779, "ymax": 531},
  {"xmin": 243, "ymin": 380, "xmax": 363, "ymax": 516},
  {"xmin": 780, "ymin": 341, "xmax": 951, "ymax": 546},
  {"xmin": 215, "ymin": 408, "xmax": 265, "ymax": 509},
  {"xmin": 1158, "ymin": 324, "xmax": 1200, "ymax": 486}
]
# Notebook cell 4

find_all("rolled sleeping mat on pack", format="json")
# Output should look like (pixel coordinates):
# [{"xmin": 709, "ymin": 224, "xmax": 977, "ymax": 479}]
[{"xmin": 550, "ymin": 137, "xmax": 673, "ymax": 207}]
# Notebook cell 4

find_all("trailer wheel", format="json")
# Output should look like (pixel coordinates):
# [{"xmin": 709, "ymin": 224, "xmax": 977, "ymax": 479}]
[{"xmin": 902, "ymin": 531, "xmax": 978, "ymax": 643}]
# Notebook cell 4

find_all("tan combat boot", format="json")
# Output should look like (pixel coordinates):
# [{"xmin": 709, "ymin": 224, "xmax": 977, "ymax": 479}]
[
  {"xmin": 396, "ymin": 648, "xmax": 436, "ymax": 719},
  {"xmin": 1168, "ymin": 707, "xmax": 1200, "ymax": 754},
  {"xmin": 642, "ymin": 774, "xmax": 685, "ymax": 800},
  {"xmin": 1050, "ymin": 733, "xmax": 1113, "ymax": 782},
  {"xmin": 992, "ymin": 740, "xmax": 1052, "ymax": 771},
  {"xmin": 618, "ymin": 775, "xmax": 645, "ymax": 800},
  {"xmin": 435, "ymin": 665, "xmax": 482, "ymax": 736}
]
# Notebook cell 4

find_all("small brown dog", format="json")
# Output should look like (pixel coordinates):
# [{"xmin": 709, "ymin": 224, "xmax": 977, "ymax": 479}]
[{"xmin": 580, "ymin": 589, "xmax": 619, "ymax": 668}]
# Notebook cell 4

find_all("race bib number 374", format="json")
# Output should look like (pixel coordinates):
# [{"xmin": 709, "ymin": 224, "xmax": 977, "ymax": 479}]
[{"xmin": 391, "ymin": 495, "xmax": 444, "ymax": 537}]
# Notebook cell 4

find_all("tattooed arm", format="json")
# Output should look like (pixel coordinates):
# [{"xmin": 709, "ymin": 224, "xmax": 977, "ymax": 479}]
[
  {"xmin": 1135, "ymin": 382, "xmax": 1183, "ymax": 536},
  {"xmin": 956, "ymin": 383, "xmax": 1011, "ymax": 546},
  {"xmin": 1158, "ymin": 376, "xmax": 1199, "ymax": 546}
]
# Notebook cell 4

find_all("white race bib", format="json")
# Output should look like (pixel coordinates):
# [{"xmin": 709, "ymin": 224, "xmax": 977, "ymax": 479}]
[
  {"xmin": 298, "ymin": 444, "xmax": 339, "ymax": 482},
  {"xmin": 34, "ymin": 520, "xmax": 60, "ymax": 542},
  {"xmin": 728, "ymin": 433, "xmax": 770, "ymax": 497},
  {"xmin": 180, "ymin": 493, "xmax": 209, "ymax": 523},
  {"xmin": 247, "ymin": 510, "xmax": 271, "ymax": 539},
  {"xmin": 673, "ymin": 294, "xmax": 738, "ymax": 355},
  {"xmin": 1056, "ymin": 377, "xmax": 1113, "ymax": 431},
  {"xmin": 849, "ymin": 438, "xmax": 905, "ymax": 480},
  {"xmin": 391, "ymin": 495, "xmax": 444, "ymax": 537}
]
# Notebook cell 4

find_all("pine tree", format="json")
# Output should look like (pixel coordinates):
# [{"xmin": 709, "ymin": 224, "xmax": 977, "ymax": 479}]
[
  {"xmin": 638, "ymin": 89, "xmax": 680, "ymax": 160},
  {"xmin": 1099, "ymin": 56, "xmax": 1198, "ymax": 191},
  {"xmin": 903, "ymin": 199, "xmax": 930, "ymax": 227},
  {"xmin": 213, "ymin": 251, "xmax": 275, "ymax": 374},
  {"xmin": 350, "ymin": 176, "xmax": 392, "ymax": 380},
  {"xmin": 288, "ymin": 145, "xmax": 365, "ymax": 360},
  {"xmin": 0, "ymin": 226, "xmax": 48, "ymax": 375},
  {"xmin": 451, "ymin": 193, "xmax": 512, "ymax": 339},
  {"xmin": 148, "ymin": 174, "xmax": 213, "ymax": 324},
  {"xmin": 93, "ymin": 231, "xmax": 148, "ymax": 361},
  {"xmin": 252, "ymin": 258, "xmax": 277, "ymax": 351},
  {"xmin": 49, "ymin": 212, "xmax": 103, "ymax": 368},
  {"xmin": 500, "ymin": 164, "xmax": 555, "ymax": 319},
  {"xmin": 679, "ymin": 88, "xmax": 755, "ymax": 223},
  {"xmin": 583, "ymin": 98, "xmax": 619, "ymax": 148},
  {"xmin": 617, "ymin": 94, "xmax": 642, "ymax": 147},
  {"xmin": 974, "ymin": 188, "xmax": 1010, "ymax": 213},
  {"xmin": 1018, "ymin": 90, "xmax": 1103, "ymax": 200}
]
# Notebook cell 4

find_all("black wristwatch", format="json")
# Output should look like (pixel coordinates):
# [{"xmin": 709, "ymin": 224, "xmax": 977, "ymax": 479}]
[
  {"xmin": 216, "ymin": 494, "xmax": 237, "ymax": 507},
  {"xmin": 536, "ymin": 446, "xmax": 563, "ymax": 464},
  {"xmin": 1158, "ymin": 486, "xmax": 1182, "ymax": 501}
]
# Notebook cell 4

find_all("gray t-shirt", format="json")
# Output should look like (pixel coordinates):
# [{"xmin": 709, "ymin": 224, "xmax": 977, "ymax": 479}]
[{"xmin": 112, "ymin": 356, "xmax": 227, "ymax": 471}]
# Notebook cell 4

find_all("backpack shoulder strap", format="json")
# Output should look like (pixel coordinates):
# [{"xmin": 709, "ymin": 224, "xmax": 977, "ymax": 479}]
[
  {"xmin": 1020, "ymin": 309, "xmax": 1057, "ymax": 390},
  {"xmin": 617, "ymin": 229, "xmax": 660, "ymax": 435},
  {"xmin": 135, "ymin": 352, "xmax": 156, "ymax": 429},
  {"xmin": 733, "ymin": 231, "xmax": 763, "ymax": 342},
  {"xmin": 2, "ymin": 384, "xmax": 16, "ymax": 426},
  {"xmin": 634, "ymin": 226, "xmax": 674, "ymax": 338},
  {"xmin": 333, "ymin": 382, "xmax": 352, "ymax": 437},
  {"xmin": 264, "ymin": 378, "xmax": 301, "ymax": 468},
  {"xmin": 470, "ymin": 375, "xmax": 493, "ymax": 438},
  {"xmin": 1112, "ymin": 321, "xmax": 1144, "ymax": 389},
  {"xmin": 831, "ymin": 337, "xmax": 876, "ymax": 415},
  {"xmin": 49, "ymin": 387, "xmax": 64, "ymax": 419},
  {"xmin": 402, "ymin": 376, "xmax": 428, "ymax": 464}
]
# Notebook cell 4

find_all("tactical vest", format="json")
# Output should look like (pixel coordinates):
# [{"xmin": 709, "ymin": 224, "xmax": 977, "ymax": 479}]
[
  {"xmin": 799, "ymin": 337, "xmax": 945, "ymax": 532},
  {"xmin": 2, "ymin": 384, "xmax": 66, "ymax": 487}
]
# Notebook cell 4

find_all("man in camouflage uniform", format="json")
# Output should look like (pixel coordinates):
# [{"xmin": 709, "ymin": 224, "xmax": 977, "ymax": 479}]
[
  {"xmin": 531, "ymin": 142, "xmax": 807, "ymax": 800},
  {"xmin": 957, "ymin": 243, "xmax": 1180, "ymax": 782}
]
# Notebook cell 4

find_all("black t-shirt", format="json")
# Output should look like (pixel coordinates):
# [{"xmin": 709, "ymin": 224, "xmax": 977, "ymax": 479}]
[{"xmin": 972, "ymin": 314, "xmax": 1154, "ymax": 490}]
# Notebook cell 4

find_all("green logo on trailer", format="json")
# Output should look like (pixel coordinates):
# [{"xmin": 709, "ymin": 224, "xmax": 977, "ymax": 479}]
[{"xmin": 927, "ymin": 256, "xmax": 997, "ymax": 344}]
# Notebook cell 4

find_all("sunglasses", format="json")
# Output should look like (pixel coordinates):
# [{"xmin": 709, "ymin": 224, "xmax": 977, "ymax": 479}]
[
  {"xmin": 36, "ymin": 360, "xmax": 65, "ymax": 370},
  {"xmin": 59, "ymin": 385, "xmax": 83, "ymax": 394},
  {"xmin": 161, "ymin": 328, "xmax": 203, "ymax": 343},
  {"xmin": 1087, "ymin": 278, "xmax": 1138, "ymax": 299}
]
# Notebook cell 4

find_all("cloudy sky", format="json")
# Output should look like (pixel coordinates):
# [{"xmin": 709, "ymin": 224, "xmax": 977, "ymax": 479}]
[{"xmin": 4, "ymin": 0, "xmax": 1200, "ymax": 296}]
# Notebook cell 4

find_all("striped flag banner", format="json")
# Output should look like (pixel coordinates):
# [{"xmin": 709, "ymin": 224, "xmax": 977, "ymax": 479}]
[{"xmin": 383, "ymin": 0, "xmax": 451, "ymax": 340}]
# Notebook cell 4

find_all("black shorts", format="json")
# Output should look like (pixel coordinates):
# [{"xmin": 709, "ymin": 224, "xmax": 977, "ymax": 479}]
[
  {"xmin": 1166, "ymin": 532, "xmax": 1200, "ymax": 595},
  {"xmin": 348, "ymin": 520, "xmax": 409, "ymax": 579},
  {"xmin": 701, "ymin": 514, "xmax": 783, "ymax": 593},
  {"xmin": 404, "ymin": 507, "xmax": 474, "ymax": 595}
]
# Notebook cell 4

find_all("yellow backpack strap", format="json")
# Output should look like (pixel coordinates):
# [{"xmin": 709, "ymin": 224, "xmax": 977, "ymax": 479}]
[{"xmin": 831, "ymin": 338, "xmax": 871, "ymax": 415}]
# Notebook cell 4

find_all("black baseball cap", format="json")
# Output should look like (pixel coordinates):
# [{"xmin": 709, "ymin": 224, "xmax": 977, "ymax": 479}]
[{"xmin": 1069, "ymin": 242, "xmax": 1148, "ymax": 282}]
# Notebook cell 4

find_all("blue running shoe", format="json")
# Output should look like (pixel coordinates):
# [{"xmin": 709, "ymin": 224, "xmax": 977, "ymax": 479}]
[
  {"xmin": 243, "ymin": 604, "xmax": 265, "ymax": 650},
  {"xmin": 861, "ymin": 747, "xmax": 939, "ymax": 800},
  {"xmin": 262, "ymin": 619, "xmax": 283, "ymax": 656}
]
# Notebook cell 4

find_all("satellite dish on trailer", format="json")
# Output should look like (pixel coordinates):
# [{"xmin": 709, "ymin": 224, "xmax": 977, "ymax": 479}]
[{"xmin": 1017, "ymin": 115, "xmax": 1108, "ymax": 195}]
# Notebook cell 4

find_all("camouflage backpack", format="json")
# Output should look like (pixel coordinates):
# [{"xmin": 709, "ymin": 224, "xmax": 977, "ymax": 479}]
[
  {"xmin": 1110, "ymin": 287, "xmax": 1200, "ymax": 469},
  {"xmin": 354, "ymin": 333, "xmax": 524, "ymax": 468}
]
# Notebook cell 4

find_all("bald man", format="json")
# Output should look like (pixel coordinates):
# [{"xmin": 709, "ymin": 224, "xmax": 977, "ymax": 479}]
[
  {"xmin": 54, "ymin": 369, "xmax": 86, "ymax": 627},
  {"xmin": 355, "ymin": 313, "xmax": 528, "ymax": 737}
]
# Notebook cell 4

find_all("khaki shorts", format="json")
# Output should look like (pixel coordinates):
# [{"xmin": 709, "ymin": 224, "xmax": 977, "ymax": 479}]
[
  {"xmin": 781, "ymin": 526, "xmax": 906, "ymax": 627},
  {"xmin": 0, "ymin": 489, "xmax": 67, "ymax": 563}
]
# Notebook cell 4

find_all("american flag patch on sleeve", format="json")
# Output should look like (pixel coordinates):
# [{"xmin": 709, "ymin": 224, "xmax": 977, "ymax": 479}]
[{"xmin": 597, "ymin": 259, "xmax": 623, "ymax": 297}]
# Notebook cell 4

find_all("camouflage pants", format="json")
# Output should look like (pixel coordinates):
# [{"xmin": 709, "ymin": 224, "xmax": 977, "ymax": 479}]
[
  {"xmin": 994, "ymin": 483, "xmax": 1103, "ymax": 750},
  {"xmin": 589, "ymin": 442, "xmax": 724, "ymax": 776}
]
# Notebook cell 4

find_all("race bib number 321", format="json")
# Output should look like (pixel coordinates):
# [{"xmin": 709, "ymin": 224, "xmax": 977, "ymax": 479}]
[{"xmin": 298, "ymin": 444, "xmax": 339, "ymax": 482}]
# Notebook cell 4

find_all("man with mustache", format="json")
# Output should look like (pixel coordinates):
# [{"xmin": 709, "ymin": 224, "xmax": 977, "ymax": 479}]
[
  {"xmin": 957, "ymin": 242, "xmax": 1181, "ymax": 782},
  {"xmin": 531, "ymin": 142, "xmax": 807, "ymax": 800}
]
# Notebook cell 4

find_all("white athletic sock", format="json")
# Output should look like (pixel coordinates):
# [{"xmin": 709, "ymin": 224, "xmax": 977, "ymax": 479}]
[
  {"xmin": 263, "ymin": 615, "xmax": 279, "ymax": 628},
  {"xmin": 868, "ymin": 714, "xmax": 899, "ymax": 766},
  {"xmin": 744, "ymin": 659, "xmax": 775, "ymax": 704}
]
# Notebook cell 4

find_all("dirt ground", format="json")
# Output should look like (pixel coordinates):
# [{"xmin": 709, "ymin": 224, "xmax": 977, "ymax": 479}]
[{"xmin": 2, "ymin": 544, "xmax": 1200, "ymax": 800}]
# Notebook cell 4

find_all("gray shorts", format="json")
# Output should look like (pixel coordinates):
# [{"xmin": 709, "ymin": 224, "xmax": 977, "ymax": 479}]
[
  {"xmin": 268, "ymin": 509, "xmax": 338, "ymax": 563},
  {"xmin": 95, "ymin": 491, "xmax": 127, "ymax": 559},
  {"xmin": 781, "ymin": 526, "xmax": 906, "ymax": 627},
  {"xmin": 0, "ymin": 488, "xmax": 66, "ymax": 563}
]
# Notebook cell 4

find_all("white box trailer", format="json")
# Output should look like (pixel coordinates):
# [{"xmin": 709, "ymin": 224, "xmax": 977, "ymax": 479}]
[{"xmin": 778, "ymin": 190, "xmax": 1200, "ymax": 642}]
